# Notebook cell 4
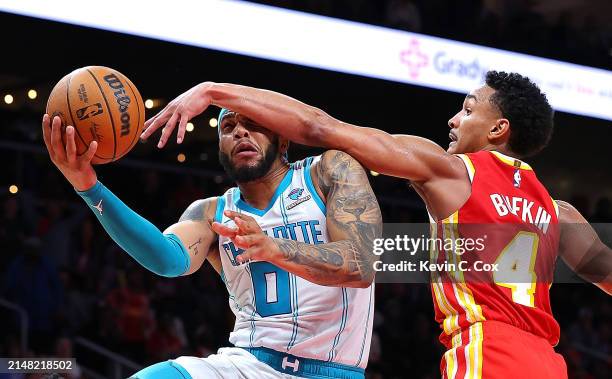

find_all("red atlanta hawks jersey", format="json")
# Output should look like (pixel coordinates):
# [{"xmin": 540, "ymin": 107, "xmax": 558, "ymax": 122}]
[{"xmin": 430, "ymin": 150, "xmax": 561, "ymax": 348}]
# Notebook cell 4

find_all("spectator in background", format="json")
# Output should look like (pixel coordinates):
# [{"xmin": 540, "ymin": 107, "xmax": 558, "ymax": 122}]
[
  {"xmin": 73, "ymin": 216, "xmax": 106, "ymax": 282},
  {"xmin": 0, "ymin": 196, "xmax": 27, "ymax": 268},
  {"xmin": 132, "ymin": 171, "xmax": 167, "ymax": 226},
  {"xmin": 37, "ymin": 201, "xmax": 87, "ymax": 269},
  {"xmin": 1, "ymin": 237, "xmax": 63, "ymax": 353},
  {"xmin": 103, "ymin": 271, "xmax": 153, "ymax": 363},
  {"xmin": 146, "ymin": 313, "xmax": 185, "ymax": 363},
  {"xmin": 57, "ymin": 269, "xmax": 96, "ymax": 335}
]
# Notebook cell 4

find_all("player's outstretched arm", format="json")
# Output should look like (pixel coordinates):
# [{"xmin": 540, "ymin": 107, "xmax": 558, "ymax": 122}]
[
  {"xmin": 42, "ymin": 114, "xmax": 215, "ymax": 277},
  {"xmin": 141, "ymin": 83, "xmax": 463, "ymax": 184},
  {"xmin": 557, "ymin": 200, "xmax": 612, "ymax": 295},
  {"xmin": 213, "ymin": 151, "xmax": 382, "ymax": 288}
]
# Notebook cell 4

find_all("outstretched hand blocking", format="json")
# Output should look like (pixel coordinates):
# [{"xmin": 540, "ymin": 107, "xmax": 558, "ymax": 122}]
[
  {"xmin": 41, "ymin": 114, "xmax": 98, "ymax": 192},
  {"xmin": 140, "ymin": 83, "xmax": 213, "ymax": 148},
  {"xmin": 211, "ymin": 210, "xmax": 279, "ymax": 265}
]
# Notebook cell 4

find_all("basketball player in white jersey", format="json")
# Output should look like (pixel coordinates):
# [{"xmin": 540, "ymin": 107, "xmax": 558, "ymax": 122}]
[{"xmin": 41, "ymin": 108, "xmax": 381, "ymax": 378}]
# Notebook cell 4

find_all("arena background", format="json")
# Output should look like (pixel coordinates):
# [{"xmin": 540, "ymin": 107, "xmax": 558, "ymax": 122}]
[{"xmin": 0, "ymin": 1, "xmax": 611, "ymax": 378}]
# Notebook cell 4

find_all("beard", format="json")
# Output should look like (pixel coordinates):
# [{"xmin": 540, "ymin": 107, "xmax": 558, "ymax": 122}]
[{"xmin": 219, "ymin": 137, "xmax": 280, "ymax": 183}]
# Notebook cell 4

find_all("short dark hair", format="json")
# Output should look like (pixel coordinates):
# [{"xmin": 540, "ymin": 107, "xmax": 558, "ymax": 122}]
[{"xmin": 485, "ymin": 71, "xmax": 554, "ymax": 157}]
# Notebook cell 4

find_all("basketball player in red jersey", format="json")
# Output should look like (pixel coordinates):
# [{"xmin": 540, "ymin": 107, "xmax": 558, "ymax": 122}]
[{"xmin": 142, "ymin": 71, "xmax": 612, "ymax": 378}]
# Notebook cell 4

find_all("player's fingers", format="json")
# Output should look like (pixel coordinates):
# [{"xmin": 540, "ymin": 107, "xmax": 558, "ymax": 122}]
[
  {"xmin": 234, "ymin": 217, "xmax": 247, "ymax": 228},
  {"xmin": 233, "ymin": 217, "xmax": 260, "ymax": 234},
  {"xmin": 176, "ymin": 113, "xmax": 189, "ymax": 144},
  {"xmin": 236, "ymin": 250, "xmax": 255, "ymax": 265},
  {"xmin": 51, "ymin": 116, "xmax": 67, "ymax": 162},
  {"xmin": 82, "ymin": 140, "xmax": 98, "ymax": 163},
  {"xmin": 141, "ymin": 118, "xmax": 162, "ymax": 140},
  {"xmin": 211, "ymin": 222, "xmax": 238, "ymax": 238},
  {"xmin": 224, "ymin": 210, "xmax": 256, "ymax": 223},
  {"xmin": 140, "ymin": 121, "xmax": 155, "ymax": 140},
  {"xmin": 224, "ymin": 210, "xmax": 241, "ymax": 219},
  {"xmin": 143, "ymin": 111, "xmax": 160, "ymax": 130},
  {"xmin": 234, "ymin": 234, "xmax": 258, "ymax": 249},
  {"xmin": 144, "ymin": 103, "xmax": 172, "ymax": 129},
  {"xmin": 41, "ymin": 114, "xmax": 55, "ymax": 159},
  {"xmin": 65, "ymin": 126, "xmax": 77, "ymax": 164},
  {"xmin": 225, "ymin": 211, "xmax": 257, "ymax": 233},
  {"xmin": 142, "ymin": 112, "xmax": 162, "ymax": 137},
  {"xmin": 158, "ymin": 111, "xmax": 179, "ymax": 148},
  {"xmin": 142, "ymin": 105, "xmax": 172, "ymax": 139}
]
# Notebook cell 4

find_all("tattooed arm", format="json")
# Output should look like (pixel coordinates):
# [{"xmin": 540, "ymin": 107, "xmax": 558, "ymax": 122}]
[
  {"xmin": 215, "ymin": 150, "xmax": 382, "ymax": 288},
  {"xmin": 165, "ymin": 197, "xmax": 220, "ymax": 275},
  {"xmin": 276, "ymin": 150, "xmax": 382, "ymax": 287}
]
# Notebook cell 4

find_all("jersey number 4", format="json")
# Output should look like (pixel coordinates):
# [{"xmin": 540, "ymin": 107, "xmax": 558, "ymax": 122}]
[{"xmin": 493, "ymin": 231, "xmax": 539, "ymax": 307}]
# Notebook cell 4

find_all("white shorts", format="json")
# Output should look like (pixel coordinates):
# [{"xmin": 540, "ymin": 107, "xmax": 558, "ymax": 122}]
[{"xmin": 173, "ymin": 347, "xmax": 301, "ymax": 379}]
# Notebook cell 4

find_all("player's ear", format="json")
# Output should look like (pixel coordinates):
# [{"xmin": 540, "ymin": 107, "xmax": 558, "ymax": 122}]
[
  {"xmin": 280, "ymin": 137, "xmax": 290, "ymax": 155},
  {"xmin": 488, "ymin": 118, "xmax": 510, "ymax": 143}
]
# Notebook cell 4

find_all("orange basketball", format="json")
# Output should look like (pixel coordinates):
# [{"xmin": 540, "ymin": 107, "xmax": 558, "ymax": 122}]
[{"xmin": 46, "ymin": 66, "xmax": 145, "ymax": 164}]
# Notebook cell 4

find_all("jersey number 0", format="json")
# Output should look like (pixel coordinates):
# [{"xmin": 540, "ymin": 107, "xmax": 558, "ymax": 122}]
[{"xmin": 250, "ymin": 261, "xmax": 293, "ymax": 317}]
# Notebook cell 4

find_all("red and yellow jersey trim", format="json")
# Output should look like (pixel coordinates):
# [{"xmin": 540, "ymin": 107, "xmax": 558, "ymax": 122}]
[
  {"xmin": 490, "ymin": 151, "xmax": 533, "ymax": 170},
  {"xmin": 551, "ymin": 197, "xmax": 559, "ymax": 218},
  {"xmin": 430, "ymin": 211, "xmax": 485, "ymax": 339},
  {"xmin": 456, "ymin": 154, "xmax": 476, "ymax": 183}
]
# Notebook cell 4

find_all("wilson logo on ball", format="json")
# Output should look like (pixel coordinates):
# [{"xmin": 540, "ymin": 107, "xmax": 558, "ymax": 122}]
[
  {"xmin": 103, "ymin": 73, "xmax": 132, "ymax": 137},
  {"xmin": 76, "ymin": 103, "xmax": 104, "ymax": 120}
]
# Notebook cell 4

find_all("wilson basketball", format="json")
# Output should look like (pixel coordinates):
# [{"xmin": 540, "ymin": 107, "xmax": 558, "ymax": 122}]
[{"xmin": 46, "ymin": 66, "xmax": 145, "ymax": 164}]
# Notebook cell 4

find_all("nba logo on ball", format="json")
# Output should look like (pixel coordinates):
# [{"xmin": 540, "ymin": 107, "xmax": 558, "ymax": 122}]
[{"xmin": 76, "ymin": 103, "xmax": 103, "ymax": 120}]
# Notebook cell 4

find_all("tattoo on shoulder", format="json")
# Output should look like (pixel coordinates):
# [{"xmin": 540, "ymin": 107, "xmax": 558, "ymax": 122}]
[
  {"xmin": 179, "ymin": 198, "xmax": 215, "ymax": 222},
  {"xmin": 316, "ymin": 150, "xmax": 351, "ymax": 198},
  {"xmin": 282, "ymin": 151, "xmax": 382, "ymax": 284}
]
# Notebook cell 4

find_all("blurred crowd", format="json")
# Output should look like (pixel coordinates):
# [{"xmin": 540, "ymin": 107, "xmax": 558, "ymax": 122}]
[
  {"xmin": 0, "ymin": 152, "xmax": 611, "ymax": 379},
  {"xmin": 249, "ymin": 0, "xmax": 612, "ymax": 69}
]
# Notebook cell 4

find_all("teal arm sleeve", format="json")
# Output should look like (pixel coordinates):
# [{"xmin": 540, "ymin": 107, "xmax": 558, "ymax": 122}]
[{"xmin": 76, "ymin": 181, "xmax": 190, "ymax": 277}]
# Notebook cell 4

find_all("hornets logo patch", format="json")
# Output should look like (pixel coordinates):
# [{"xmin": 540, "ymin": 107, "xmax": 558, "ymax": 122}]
[{"xmin": 286, "ymin": 188, "xmax": 311, "ymax": 210}]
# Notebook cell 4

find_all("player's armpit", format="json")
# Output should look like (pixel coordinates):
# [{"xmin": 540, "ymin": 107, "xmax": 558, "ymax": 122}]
[
  {"xmin": 272, "ymin": 150, "xmax": 383, "ymax": 288},
  {"xmin": 557, "ymin": 200, "xmax": 612, "ymax": 295},
  {"xmin": 165, "ymin": 197, "xmax": 218, "ymax": 276}
]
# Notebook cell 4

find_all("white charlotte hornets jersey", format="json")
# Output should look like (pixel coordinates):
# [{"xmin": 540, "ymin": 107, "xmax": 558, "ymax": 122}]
[{"xmin": 215, "ymin": 156, "xmax": 374, "ymax": 369}]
